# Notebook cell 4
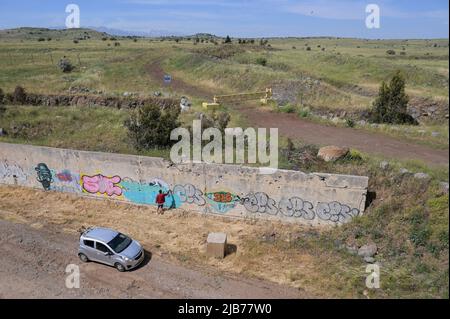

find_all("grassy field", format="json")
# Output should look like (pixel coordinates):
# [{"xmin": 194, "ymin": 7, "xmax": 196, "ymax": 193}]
[{"xmin": 0, "ymin": 29, "xmax": 448, "ymax": 103}]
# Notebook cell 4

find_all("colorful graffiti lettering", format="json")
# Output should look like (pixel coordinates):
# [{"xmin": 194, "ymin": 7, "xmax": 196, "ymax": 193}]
[
  {"xmin": 121, "ymin": 178, "xmax": 181, "ymax": 208},
  {"xmin": 81, "ymin": 174, "xmax": 122, "ymax": 196},
  {"xmin": 206, "ymin": 191, "xmax": 241, "ymax": 214},
  {"xmin": 35, "ymin": 163, "xmax": 53, "ymax": 191},
  {"xmin": 173, "ymin": 184, "xmax": 205, "ymax": 206}
]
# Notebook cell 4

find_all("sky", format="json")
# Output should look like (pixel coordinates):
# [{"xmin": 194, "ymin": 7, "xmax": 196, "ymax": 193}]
[{"xmin": 0, "ymin": 0, "xmax": 448, "ymax": 38}]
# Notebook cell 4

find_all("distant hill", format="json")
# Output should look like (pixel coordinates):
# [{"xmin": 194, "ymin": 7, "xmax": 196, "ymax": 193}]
[
  {"xmin": 0, "ymin": 27, "xmax": 111, "ymax": 41},
  {"xmin": 0, "ymin": 27, "xmax": 188, "ymax": 41}
]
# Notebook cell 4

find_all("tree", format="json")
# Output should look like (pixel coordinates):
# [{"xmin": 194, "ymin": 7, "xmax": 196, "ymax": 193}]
[
  {"xmin": 224, "ymin": 35, "xmax": 232, "ymax": 44},
  {"xmin": 57, "ymin": 57, "xmax": 74, "ymax": 73},
  {"xmin": 370, "ymin": 71, "xmax": 417, "ymax": 125},
  {"xmin": 13, "ymin": 86, "xmax": 27, "ymax": 104},
  {"xmin": 124, "ymin": 104, "xmax": 181, "ymax": 150}
]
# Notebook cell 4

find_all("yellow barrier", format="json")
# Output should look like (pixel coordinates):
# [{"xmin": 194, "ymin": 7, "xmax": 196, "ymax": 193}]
[{"xmin": 203, "ymin": 88, "xmax": 272, "ymax": 109}]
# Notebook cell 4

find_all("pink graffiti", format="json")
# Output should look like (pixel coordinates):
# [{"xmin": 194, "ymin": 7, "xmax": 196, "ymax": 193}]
[{"xmin": 82, "ymin": 175, "xmax": 122, "ymax": 196}]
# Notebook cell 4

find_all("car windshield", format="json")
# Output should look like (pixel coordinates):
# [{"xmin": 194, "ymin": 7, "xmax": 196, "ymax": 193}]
[{"xmin": 107, "ymin": 233, "xmax": 132, "ymax": 253}]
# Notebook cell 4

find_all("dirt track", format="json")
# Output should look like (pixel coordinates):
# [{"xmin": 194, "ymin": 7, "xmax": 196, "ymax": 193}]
[
  {"xmin": 240, "ymin": 107, "xmax": 449, "ymax": 166},
  {"xmin": 0, "ymin": 219, "xmax": 305, "ymax": 299}
]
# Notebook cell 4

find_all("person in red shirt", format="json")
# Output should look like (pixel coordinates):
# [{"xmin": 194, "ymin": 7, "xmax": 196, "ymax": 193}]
[{"xmin": 156, "ymin": 190, "xmax": 170, "ymax": 215}]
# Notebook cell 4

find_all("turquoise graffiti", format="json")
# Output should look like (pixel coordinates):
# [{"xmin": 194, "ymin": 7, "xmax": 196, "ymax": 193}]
[
  {"xmin": 121, "ymin": 178, "xmax": 182, "ymax": 208},
  {"xmin": 205, "ymin": 191, "xmax": 241, "ymax": 214}
]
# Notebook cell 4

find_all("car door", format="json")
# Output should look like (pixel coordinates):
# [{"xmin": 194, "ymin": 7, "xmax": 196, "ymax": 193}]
[
  {"xmin": 82, "ymin": 239, "xmax": 99, "ymax": 262},
  {"xmin": 95, "ymin": 241, "xmax": 115, "ymax": 266}
]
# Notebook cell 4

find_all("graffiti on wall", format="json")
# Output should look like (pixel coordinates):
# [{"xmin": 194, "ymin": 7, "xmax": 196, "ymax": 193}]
[
  {"xmin": 173, "ymin": 184, "xmax": 206, "ymax": 206},
  {"xmin": 54, "ymin": 169, "xmax": 81, "ymax": 193},
  {"xmin": 81, "ymin": 174, "xmax": 123, "ymax": 196},
  {"xmin": 35, "ymin": 163, "xmax": 53, "ymax": 191},
  {"xmin": 121, "ymin": 178, "xmax": 181, "ymax": 208},
  {"xmin": 242, "ymin": 192, "xmax": 279, "ymax": 216},
  {"xmin": 0, "ymin": 160, "xmax": 28, "ymax": 183},
  {"xmin": 26, "ymin": 163, "xmax": 361, "ymax": 224},
  {"xmin": 316, "ymin": 201, "xmax": 360, "ymax": 224},
  {"xmin": 240, "ymin": 192, "xmax": 360, "ymax": 224},
  {"xmin": 278, "ymin": 197, "xmax": 315, "ymax": 220},
  {"xmin": 205, "ymin": 191, "xmax": 241, "ymax": 213}
]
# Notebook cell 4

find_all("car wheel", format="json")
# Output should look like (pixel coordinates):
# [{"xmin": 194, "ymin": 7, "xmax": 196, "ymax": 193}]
[
  {"xmin": 115, "ymin": 263, "xmax": 126, "ymax": 272},
  {"xmin": 79, "ymin": 253, "xmax": 89, "ymax": 263}
]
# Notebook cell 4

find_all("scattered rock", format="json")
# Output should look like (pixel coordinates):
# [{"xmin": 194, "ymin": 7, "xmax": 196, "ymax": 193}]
[
  {"xmin": 357, "ymin": 120, "xmax": 367, "ymax": 126},
  {"xmin": 358, "ymin": 244, "xmax": 377, "ymax": 258},
  {"xmin": 399, "ymin": 168, "xmax": 411, "ymax": 175},
  {"xmin": 180, "ymin": 96, "xmax": 191, "ymax": 112},
  {"xmin": 414, "ymin": 172, "xmax": 430, "ymax": 180},
  {"xmin": 439, "ymin": 182, "xmax": 449, "ymax": 195},
  {"xmin": 380, "ymin": 161, "xmax": 389, "ymax": 170},
  {"xmin": 364, "ymin": 256, "xmax": 376, "ymax": 263},
  {"xmin": 317, "ymin": 146, "xmax": 349, "ymax": 162}
]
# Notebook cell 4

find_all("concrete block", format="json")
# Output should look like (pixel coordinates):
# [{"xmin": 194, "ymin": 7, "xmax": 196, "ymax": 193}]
[{"xmin": 206, "ymin": 232, "xmax": 227, "ymax": 259}]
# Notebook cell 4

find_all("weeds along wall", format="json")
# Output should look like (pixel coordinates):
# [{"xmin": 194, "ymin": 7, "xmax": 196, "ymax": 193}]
[{"xmin": 0, "ymin": 142, "xmax": 369, "ymax": 227}]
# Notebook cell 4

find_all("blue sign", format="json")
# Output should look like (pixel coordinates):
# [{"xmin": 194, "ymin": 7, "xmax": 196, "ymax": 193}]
[{"xmin": 164, "ymin": 74, "xmax": 172, "ymax": 84}]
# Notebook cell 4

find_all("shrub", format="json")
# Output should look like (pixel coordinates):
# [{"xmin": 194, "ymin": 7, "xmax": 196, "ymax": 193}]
[
  {"xmin": 280, "ymin": 104, "xmax": 296, "ymax": 113},
  {"xmin": 0, "ymin": 88, "xmax": 5, "ymax": 116},
  {"xmin": 73, "ymin": 40, "xmax": 79, "ymax": 44},
  {"xmin": 297, "ymin": 108, "xmax": 310, "ymax": 118},
  {"xmin": 306, "ymin": 47, "xmax": 311, "ymax": 51},
  {"xmin": 124, "ymin": 104, "xmax": 180, "ymax": 150},
  {"xmin": 345, "ymin": 118, "xmax": 355, "ymax": 128},
  {"xmin": 224, "ymin": 35, "xmax": 232, "ymax": 44},
  {"xmin": 57, "ymin": 57, "xmax": 74, "ymax": 73},
  {"xmin": 13, "ymin": 86, "xmax": 27, "ymax": 104},
  {"xmin": 255, "ymin": 57, "xmax": 267, "ymax": 66},
  {"xmin": 38, "ymin": 38, "xmax": 45, "ymax": 42},
  {"xmin": 114, "ymin": 42, "xmax": 121, "ymax": 47},
  {"xmin": 386, "ymin": 49, "xmax": 396, "ymax": 55},
  {"xmin": 370, "ymin": 71, "xmax": 417, "ymax": 125}
]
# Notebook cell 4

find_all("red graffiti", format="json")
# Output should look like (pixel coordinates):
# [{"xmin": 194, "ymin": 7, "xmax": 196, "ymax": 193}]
[
  {"xmin": 81, "ymin": 175, "xmax": 122, "ymax": 196},
  {"xmin": 56, "ymin": 170, "xmax": 73, "ymax": 182}
]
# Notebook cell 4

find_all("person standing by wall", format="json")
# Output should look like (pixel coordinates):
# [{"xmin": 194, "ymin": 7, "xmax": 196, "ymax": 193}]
[{"xmin": 156, "ymin": 190, "xmax": 170, "ymax": 215}]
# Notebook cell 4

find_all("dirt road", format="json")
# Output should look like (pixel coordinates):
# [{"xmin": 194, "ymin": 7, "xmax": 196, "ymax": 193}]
[
  {"xmin": 0, "ymin": 219, "xmax": 304, "ymax": 299},
  {"xmin": 240, "ymin": 107, "xmax": 449, "ymax": 166}
]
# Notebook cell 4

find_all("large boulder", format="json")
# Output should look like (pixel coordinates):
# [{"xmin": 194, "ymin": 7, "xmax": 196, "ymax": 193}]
[
  {"xmin": 358, "ymin": 244, "xmax": 378, "ymax": 258},
  {"xmin": 317, "ymin": 146, "xmax": 349, "ymax": 162}
]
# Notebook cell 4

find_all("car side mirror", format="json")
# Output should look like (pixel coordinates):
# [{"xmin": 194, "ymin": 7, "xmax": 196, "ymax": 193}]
[{"xmin": 104, "ymin": 251, "xmax": 113, "ymax": 256}]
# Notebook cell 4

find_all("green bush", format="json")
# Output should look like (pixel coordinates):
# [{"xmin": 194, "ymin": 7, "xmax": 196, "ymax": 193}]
[
  {"xmin": 297, "ymin": 108, "xmax": 310, "ymax": 118},
  {"xmin": 255, "ymin": 57, "xmax": 267, "ymax": 66},
  {"xmin": 280, "ymin": 104, "xmax": 296, "ymax": 113},
  {"xmin": 370, "ymin": 71, "xmax": 418, "ymax": 125},
  {"xmin": 13, "ymin": 86, "xmax": 27, "ymax": 104},
  {"xmin": 124, "ymin": 104, "xmax": 181, "ymax": 150},
  {"xmin": 0, "ymin": 88, "xmax": 5, "ymax": 117},
  {"xmin": 345, "ymin": 118, "xmax": 355, "ymax": 128},
  {"xmin": 57, "ymin": 57, "xmax": 74, "ymax": 73}
]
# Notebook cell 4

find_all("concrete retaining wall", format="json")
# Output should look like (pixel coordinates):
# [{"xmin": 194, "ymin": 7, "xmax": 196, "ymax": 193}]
[{"xmin": 0, "ymin": 142, "xmax": 369, "ymax": 226}]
